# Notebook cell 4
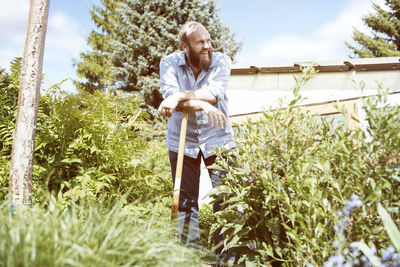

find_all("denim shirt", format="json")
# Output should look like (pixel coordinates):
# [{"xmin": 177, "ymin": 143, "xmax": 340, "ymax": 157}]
[{"xmin": 160, "ymin": 51, "xmax": 235, "ymax": 159}]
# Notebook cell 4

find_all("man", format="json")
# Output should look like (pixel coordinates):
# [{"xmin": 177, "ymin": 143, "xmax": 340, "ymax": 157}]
[{"xmin": 158, "ymin": 21, "xmax": 234, "ymax": 256}]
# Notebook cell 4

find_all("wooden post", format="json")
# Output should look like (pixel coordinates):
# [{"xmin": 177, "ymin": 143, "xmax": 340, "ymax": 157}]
[{"xmin": 9, "ymin": 0, "xmax": 50, "ymax": 207}]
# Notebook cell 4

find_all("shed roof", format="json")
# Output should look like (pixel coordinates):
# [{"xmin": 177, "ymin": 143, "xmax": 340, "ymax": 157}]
[{"xmin": 231, "ymin": 57, "xmax": 400, "ymax": 74}]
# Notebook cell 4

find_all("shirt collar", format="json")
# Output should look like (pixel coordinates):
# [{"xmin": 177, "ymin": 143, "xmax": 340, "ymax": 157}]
[{"xmin": 178, "ymin": 51, "xmax": 186, "ymax": 67}]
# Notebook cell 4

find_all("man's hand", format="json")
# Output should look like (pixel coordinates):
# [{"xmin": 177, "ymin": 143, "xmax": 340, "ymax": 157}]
[
  {"xmin": 158, "ymin": 94, "xmax": 180, "ymax": 120},
  {"xmin": 201, "ymin": 102, "xmax": 227, "ymax": 129},
  {"xmin": 158, "ymin": 94, "xmax": 227, "ymax": 129}
]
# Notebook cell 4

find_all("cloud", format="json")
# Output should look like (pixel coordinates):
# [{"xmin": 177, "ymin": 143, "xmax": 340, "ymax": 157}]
[
  {"xmin": 0, "ymin": 1, "xmax": 88, "ymax": 93},
  {"xmin": 44, "ymin": 12, "xmax": 87, "ymax": 61},
  {"xmin": 0, "ymin": 1, "xmax": 85, "ymax": 66},
  {"xmin": 237, "ymin": 0, "xmax": 385, "ymax": 65},
  {"xmin": 0, "ymin": 0, "xmax": 29, "ymax": 34},
  {"xmin": 41, "ymin": 11, "xmax": 88, "ymax": 93},
  {"xmin": 0, "ymin": 0, "xmax": 29, "ymax": 68}
]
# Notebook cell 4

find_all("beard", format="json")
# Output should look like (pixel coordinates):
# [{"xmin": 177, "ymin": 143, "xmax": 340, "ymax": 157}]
[{"xmin": 188, "ymin": 45, "xmax": 212, "ymax": 71}]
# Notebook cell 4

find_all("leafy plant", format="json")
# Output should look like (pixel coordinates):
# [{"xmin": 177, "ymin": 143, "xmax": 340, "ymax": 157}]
[
  {"xmin": 207, "ymin": 66, "xmax": 400, "ymax": 266},
  {"xmin": 0, "ymin": 57, "xmax": 20, "ymax": 128},
  {"xmin": 319, "ymin": 201, "xmax": 400, "ymax": 266},
  {"xmin": 378, "ymin": 203, "xmax": 400, "ymax": 252},
  {"xmin": 0, "ymin": 58, "xmax": 172, "ymax": 205},
  {"xmin": 199, "ymin": 203, "xmax": 215, "ymax": 248},
  {"xmin": 0, "ymin": 58, "xmax": 21, "ymax": 200},
  {"xmin": 32, "ymin": 86, "xmax": 171, "ymax": 204}
]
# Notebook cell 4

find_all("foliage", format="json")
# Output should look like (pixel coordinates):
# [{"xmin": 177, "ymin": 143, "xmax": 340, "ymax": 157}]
[
  {"xmin": 0, "ymin": 58, "xmax": 20, "ymax": 127},
  {"xmin": 4, "ymin": 56, "xmax": 400, "ymax": 266},
  {"xmin": 0, "ymin": 196, "xmax": 209, "ymax": 267},
  {"xmin": 0, "ymin": 58, "xmax": 22, "ymax": 200},
  {"xmin": 73, "ymin": 0, "xmax": 122, "ymax": 93},
  {"xmin": 0, "ymin": 61, "xmax": 172, "ymax": 205},
  {"xmin": 319, "ymin": 200, "xmax": 400, "ymax": 266},
  {"xmin": 352, "ymin": 203, "xmax": 400, "ymax": 266},
  {"xmin": 0, "ymin": 57, "xmax": 206, "ymax": 265},
  {"xmin": 378, "ymin": 203, "xmax": 400, "ymax": 252},
  {"xmin": 346, "ymin": 0, "xmax": 400, "ymax": 57},
  {"xmin": 31, "ymin": 87, "xmax": 171, "ymax": 204},
  {"xmin": 199, "ymin": 203, "xmax": 215, "ymax": 248},
  {"xmin": 76, "ymin": 0, "xmax": 241, "ymax": 107},
  {"xmin": 207, "ymin": 66, "xmax": 400, "ymax": 266}
]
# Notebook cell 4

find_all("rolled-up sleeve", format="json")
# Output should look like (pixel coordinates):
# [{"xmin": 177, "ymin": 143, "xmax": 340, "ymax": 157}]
[
  {"xmin": 160, "ymin": 59, "xmax": 180, "ymax": 99},
  {"xmin": 206, "ymin": 55, "xmax": 232, "ymax": 101}
]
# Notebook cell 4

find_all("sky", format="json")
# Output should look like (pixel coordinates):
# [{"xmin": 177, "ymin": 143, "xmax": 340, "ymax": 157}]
[{"xmin": 0, "ymin": 0, "xmax": 385, "ymax": 93}]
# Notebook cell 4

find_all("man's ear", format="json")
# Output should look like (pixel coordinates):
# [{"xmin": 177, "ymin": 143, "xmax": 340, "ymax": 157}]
[{"xmin": 181, "ymin": 42, "xmax": 189, "ymax": 53}]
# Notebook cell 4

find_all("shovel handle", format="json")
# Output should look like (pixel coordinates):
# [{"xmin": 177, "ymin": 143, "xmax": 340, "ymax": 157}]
[{"xmin": 171, "ymin": 112, "xmax": 188, "ymax": 222}]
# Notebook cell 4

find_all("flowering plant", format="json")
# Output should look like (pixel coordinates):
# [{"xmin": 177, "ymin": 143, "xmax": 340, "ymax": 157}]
[{"xmin": 206, "ymin": 67, "xmax": 400, "ymax": 266}]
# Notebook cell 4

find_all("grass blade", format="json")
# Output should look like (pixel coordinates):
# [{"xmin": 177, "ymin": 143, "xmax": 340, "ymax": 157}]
[{"xmin": 378, "ymin": 203, "xmax": 400, "ymax": 251}]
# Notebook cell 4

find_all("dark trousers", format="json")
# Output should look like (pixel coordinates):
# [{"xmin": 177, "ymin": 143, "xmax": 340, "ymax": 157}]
[{"xmin": 169, "ymin": 150, "xmax": 225, "ymax": 254}]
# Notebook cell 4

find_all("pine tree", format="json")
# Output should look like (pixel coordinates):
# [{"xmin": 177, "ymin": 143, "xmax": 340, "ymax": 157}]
[
  {"xmin": 347, "ymin": 0, "xmax": 400, "ymax": 57},
  {"xmin": 75, "ymin": 0, "xmax": 241, "ymax": 107},
  {"xmin": 73, "ymin": 0, "xmax": 123, "ymax": 93}
]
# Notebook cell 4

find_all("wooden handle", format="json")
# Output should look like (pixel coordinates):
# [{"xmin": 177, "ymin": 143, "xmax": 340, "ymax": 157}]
[{"xmin": 171, "ymin": 112, "xmax": 188, "ymax": 222}]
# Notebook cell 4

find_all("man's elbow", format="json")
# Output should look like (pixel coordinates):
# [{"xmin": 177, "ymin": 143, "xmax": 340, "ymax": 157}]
[
  {"xmin": 208, "ymin": 96, "xmax": 218, "ymax": 104},
  {"xmin": 205, "ymin": 89, "xmax": 218, "ymax": 104}
]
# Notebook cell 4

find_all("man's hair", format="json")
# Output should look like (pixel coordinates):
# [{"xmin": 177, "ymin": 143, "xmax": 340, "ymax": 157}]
[{"xmin": 179, "ymin": 21, "xmax": 203, "ymax": 44}]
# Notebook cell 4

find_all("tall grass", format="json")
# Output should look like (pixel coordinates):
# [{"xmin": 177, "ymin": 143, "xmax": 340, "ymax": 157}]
[{"xmin": 0, "ymin": 197, "xmax": 209, "ymax": 267}]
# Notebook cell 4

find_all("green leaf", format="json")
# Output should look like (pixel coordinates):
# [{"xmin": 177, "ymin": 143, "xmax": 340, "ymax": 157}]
[
  {"xmin": 204, "ymin": 185, "xmax": 230, "ymax": 198},
  {"xmin": 61, "ymin": 158, "xmax": 83, "ymax": 164},
  {"xmin": 245, "ymin": 261, "xmax": 258, "ymax": 267},
  {"xmin": 378, "ymin": 203, "xmax": 400, "ymax": 251},
  {"xmin": 352, "ymin": 241, "xmax": 382, "ymax": 266}
]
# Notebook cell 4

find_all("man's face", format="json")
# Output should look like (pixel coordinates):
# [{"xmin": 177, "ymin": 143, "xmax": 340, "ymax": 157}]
[{"xmin": 186, "ymin": 26, "xmax": 212, "ymax": 71}]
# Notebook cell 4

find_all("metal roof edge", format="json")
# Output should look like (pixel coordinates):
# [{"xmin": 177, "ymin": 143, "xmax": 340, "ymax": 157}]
[{"xmin": 231, "ymin": 57, "xmax": 400, "ymax": 74}]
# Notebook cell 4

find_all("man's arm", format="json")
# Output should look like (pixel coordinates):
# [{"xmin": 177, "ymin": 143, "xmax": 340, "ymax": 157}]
[
  {"xmin": 176, "ymin": 99, "xmax": 227, "ymax": 129},
  {"xmin": 158, "ymin": 53, "xmax": 231, "ymax": 121},
  {"xmin": 174, "ymin": 88, "xmax": 217, "ymax": 103},
  {"xmin": 158, "ymin": 88, "xmax": 217, "ymax": 119}
]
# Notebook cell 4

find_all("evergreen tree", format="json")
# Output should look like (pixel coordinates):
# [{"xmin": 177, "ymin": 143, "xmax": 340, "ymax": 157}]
[
  {"xmin": 73, "ymin": 0, "xmax": 123, "ymax": 93},
  {"xmin": 75, "ymin": 0, "xmax": 241, "ymax": 107},
  {"xmin": 347, "ymin": 0, "xmax": 400, "ymax": 57}
]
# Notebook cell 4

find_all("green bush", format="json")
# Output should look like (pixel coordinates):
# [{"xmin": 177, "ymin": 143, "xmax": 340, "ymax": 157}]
[
  {"xmin": 208, "ymin": 67, "xmax": 400, "ymax": 266},
  {"xmin": 0, "ymin": 197, "xmax": 208, "ymax": 267},
  {"xmin": 0, "ymin": 58, "xmax": 20, "ymax": 128},
  {"xmin": 0, "ymin": 58, "xmax": 172, "ymax": 206},
  {"xmin": 33, "ymin": 87, "xmax": 172, "ymax": 204},
  {"xmin": 0, "ymin": 58, "xmax": 21, "ymax": 200},
  {"xmin": 199, "ymin": 203, "xmax": 215, "ymax": 248}
]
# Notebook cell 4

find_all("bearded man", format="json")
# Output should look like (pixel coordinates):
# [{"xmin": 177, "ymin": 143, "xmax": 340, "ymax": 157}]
[{"xmin": 158, "ymin": 21, "xmax": 235, "ymax": 257}]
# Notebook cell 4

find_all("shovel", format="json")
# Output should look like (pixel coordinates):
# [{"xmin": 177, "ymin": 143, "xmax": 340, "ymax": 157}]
[{"xmin": 171, "ymin": 111, "xmax": 188, "ymax": 223}]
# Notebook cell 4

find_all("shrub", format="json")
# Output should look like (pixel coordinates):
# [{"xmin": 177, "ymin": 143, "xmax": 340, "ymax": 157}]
[
  {"xmin": 0, "ymin": 58, "xmax": 21, "ymax": 200},
  {"xmin": 208, "ymin": 66, "xmax": 400, "ymax": 266},
  {"xmin": 0, "ymin": 57, "xmax": 20, "ymax": 128},
  {"xmin": 199, "ymin": 203, "xmax": 215, "ymax": 248},
  {"xmin": 0, "ymin": 57, "xmax": 172, "ymax": 205},
  {"xmin": 31, "ymin": 87, "xmax": 172, "ymax": 204}
]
